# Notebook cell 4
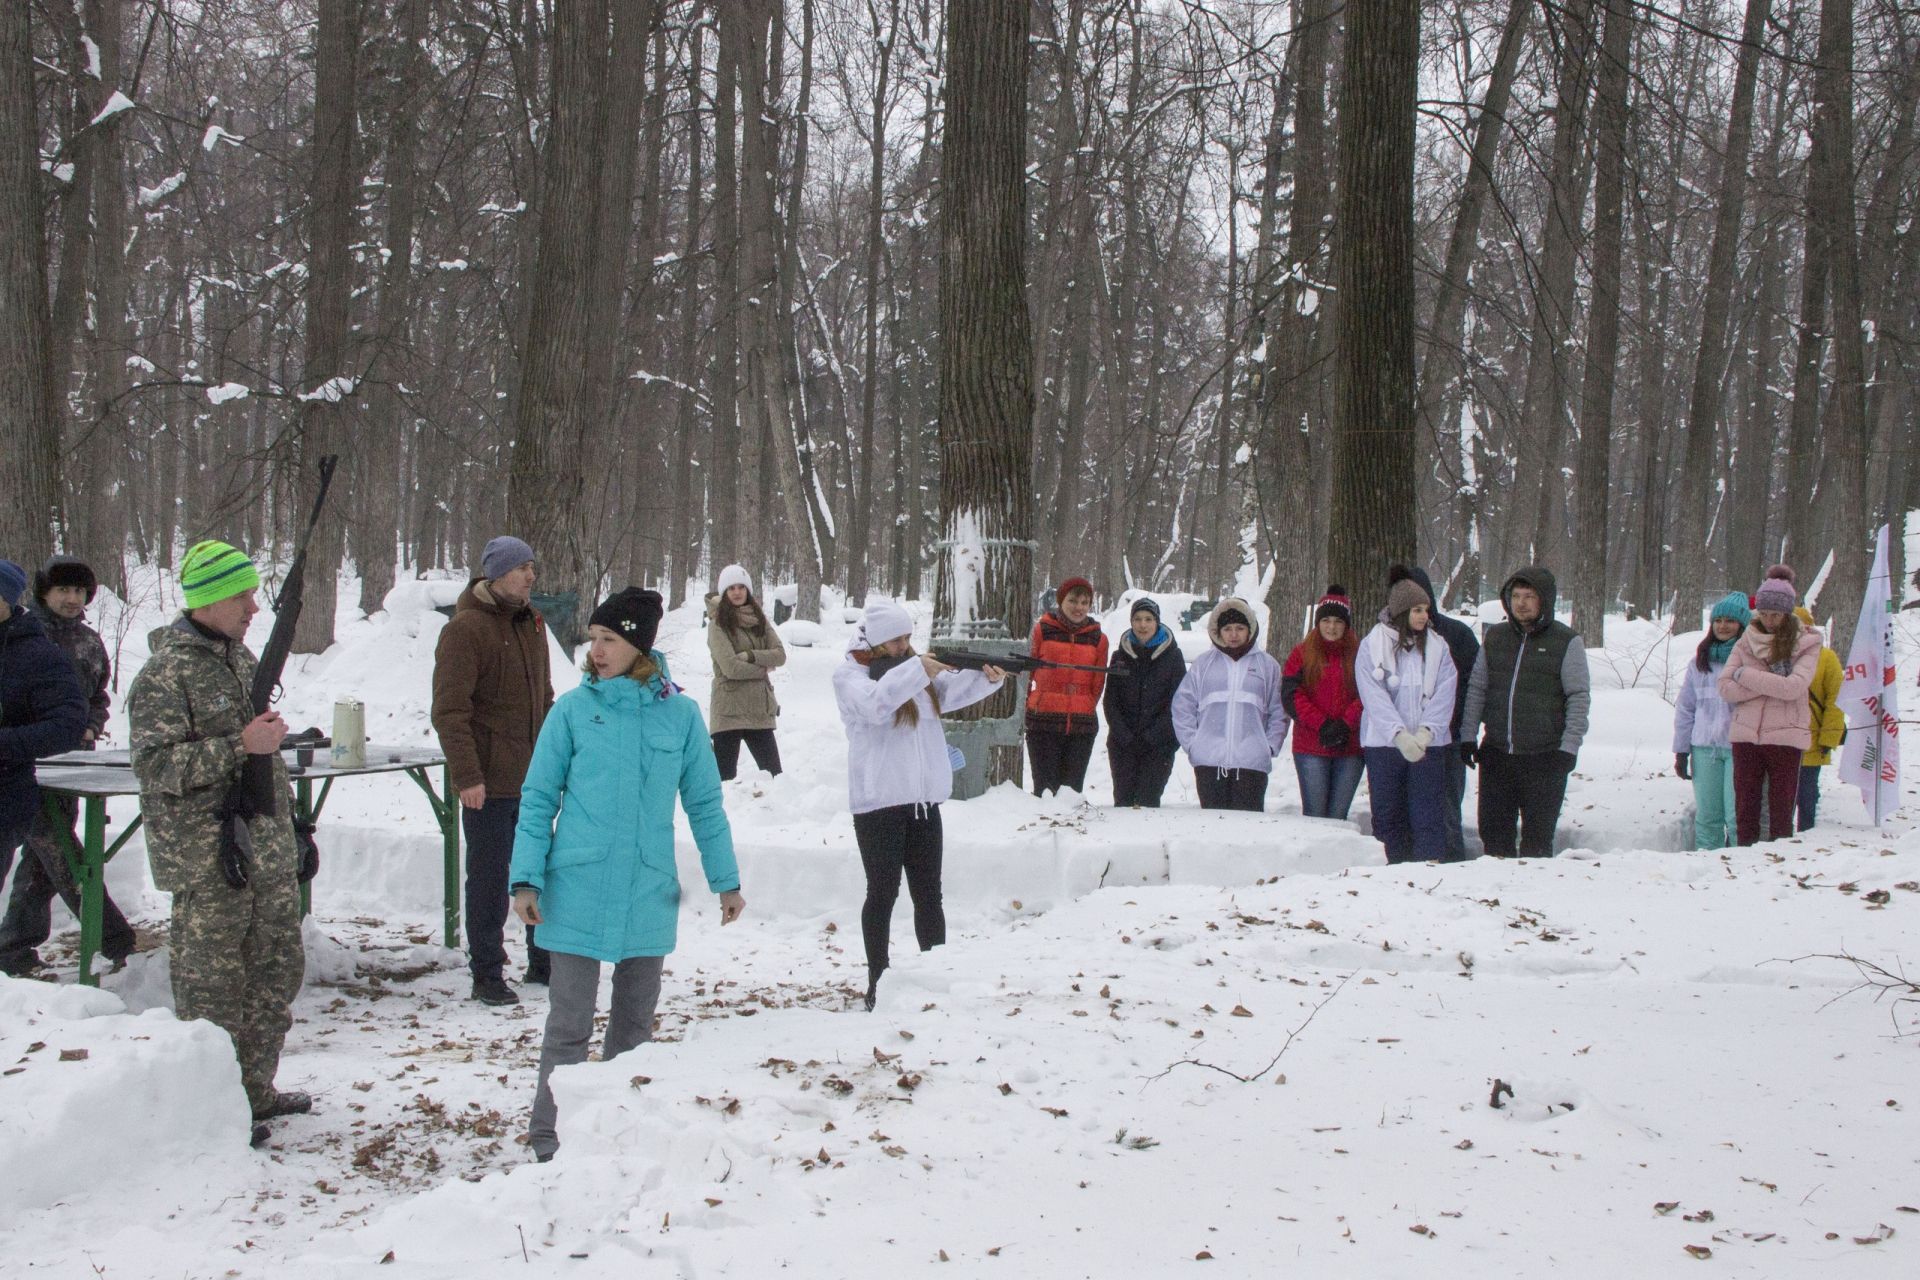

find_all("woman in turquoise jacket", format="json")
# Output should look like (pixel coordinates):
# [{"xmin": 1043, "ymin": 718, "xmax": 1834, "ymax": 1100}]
[{"xmin": 510, "ymin": 588, "xmax": 745, "ymax": 1162}]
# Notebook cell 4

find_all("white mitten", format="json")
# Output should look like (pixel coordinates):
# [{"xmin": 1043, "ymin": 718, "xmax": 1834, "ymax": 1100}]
[
  {"xmin": 1393, "ymin": 729, "xmax": 1426, "ymax": 763},
  {"xmin": 1414, "ymin": 726, "xmax": 1433, "ymax": 749}
]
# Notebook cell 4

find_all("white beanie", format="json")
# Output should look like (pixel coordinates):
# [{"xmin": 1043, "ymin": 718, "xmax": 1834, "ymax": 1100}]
[
  {"xmin": 860, "ymin": 599, "xmax": 914, "ymax": 647},
  {"xmin": 716, "ymin": 564, "xmax": 752, "ymax": 595}
]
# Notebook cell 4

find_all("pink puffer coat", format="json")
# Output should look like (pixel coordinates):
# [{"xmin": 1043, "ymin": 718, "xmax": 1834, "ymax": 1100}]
[{"xmin": 1717, "ymin": 625, "xmax": 1821, "ymax": 750}]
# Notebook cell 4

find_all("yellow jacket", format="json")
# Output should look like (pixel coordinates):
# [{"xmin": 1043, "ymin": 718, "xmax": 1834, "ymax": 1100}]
[{"xmin": 1803, "ymin": 644, "xmax": 1846, "ymax": 766}]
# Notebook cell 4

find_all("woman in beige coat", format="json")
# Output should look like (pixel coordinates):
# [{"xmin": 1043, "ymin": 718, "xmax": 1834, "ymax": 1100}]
[{"xmin": 708, "ymin": 564, "xmax": 787, "ymax": 779}]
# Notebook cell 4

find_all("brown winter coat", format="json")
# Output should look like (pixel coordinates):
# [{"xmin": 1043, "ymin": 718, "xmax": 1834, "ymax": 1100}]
[
  {"xmin": 707, "ymin": 598, "xmax": 786, "ymax": 733},
  {"xmin": 431, "ymin": 579, "xmax": 553, "ymax": 795}
]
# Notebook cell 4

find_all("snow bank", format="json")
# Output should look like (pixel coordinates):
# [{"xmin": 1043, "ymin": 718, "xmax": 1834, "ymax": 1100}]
[{"xmin": 0, "ymin": 978, "xmax": 251, "ymax": 1219}]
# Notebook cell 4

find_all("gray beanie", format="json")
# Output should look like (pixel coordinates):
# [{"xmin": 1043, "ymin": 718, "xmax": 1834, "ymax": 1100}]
[
  {"xmin": 1386, "ymin": 576, "xmax": 1430, "ymax": 619},
  {"xmin": 481, "ymin": 536, "xmax": 535, "ymax": 581}
]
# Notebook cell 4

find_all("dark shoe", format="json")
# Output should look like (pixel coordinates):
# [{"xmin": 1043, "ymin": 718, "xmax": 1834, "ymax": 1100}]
[
  {"xmin": 535, "ymin": 1151, "xmax": 554, "ymax": 1164},
  {"xmin": 0, "ymin": 951, "xmax": 40, "ymax": 978},
  {"xmin": 252, "ymin": 1090, "xmax": 313, "ymax": 1122},
  {"xmin": 472, "ymin": 977, "xmax": 520, "ymax": 1006},
  {"xmin": 523, "ymin": 961, "xmax": 550, "ymax": 986},
  {"xmin": 864, "ymin": 972, "xmax": 880, "ymax": 1013},
  {"xmin": 250, "ymin": 1122, "xmax": 272, "ymax": 1148}
]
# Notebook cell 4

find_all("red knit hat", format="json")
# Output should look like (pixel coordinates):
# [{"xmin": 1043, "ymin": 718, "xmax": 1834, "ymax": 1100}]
[
  {"xmin": 1057, "ymin": 576, "xmax": 1094, "ymax": 603},
  {"xmin": 1313, "ymin": 585, "xmax": 1353, "ymax": 625}
]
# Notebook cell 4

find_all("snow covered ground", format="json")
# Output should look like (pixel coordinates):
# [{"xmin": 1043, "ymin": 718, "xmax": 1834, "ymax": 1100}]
[{"xmin": 3, "ymin": 566, "xmax": 1919, "ymax": 1277}]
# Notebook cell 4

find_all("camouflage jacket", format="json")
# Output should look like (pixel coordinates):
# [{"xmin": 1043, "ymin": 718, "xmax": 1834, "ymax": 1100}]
[
  {"xmin": 33, "ymin": 605, "xmax": 111, "ymax": 741},
  {"xmin": 128, "ymin": 616, "xmax": 296, "ymax": 895}
]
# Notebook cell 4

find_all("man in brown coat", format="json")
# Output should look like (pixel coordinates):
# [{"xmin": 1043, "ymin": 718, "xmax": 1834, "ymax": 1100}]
[{"xmin": 431, "ymin": 536, "xmax": 553, "ymax": 1004}]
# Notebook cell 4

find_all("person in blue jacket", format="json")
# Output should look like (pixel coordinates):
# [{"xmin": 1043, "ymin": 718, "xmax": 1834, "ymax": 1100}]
[
  {"xmin": 0, "ymin": 559, "xmax": 88, "ymax": 874},
  {"xmin": 510, "ymin": 588, "xmax": 745, "ymax": 1163}
]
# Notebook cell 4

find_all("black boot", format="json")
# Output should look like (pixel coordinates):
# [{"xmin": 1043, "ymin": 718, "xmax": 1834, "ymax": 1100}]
[
  {"xmin": 864, "ymin": 969, "xmax": 882, "ymax": 1012},
  {"xmin": 472, "ymin": 976, "xmax": 520, "ymax": 1006},
  {"xmin": 252, "ymin": 1090, "xmax": 313, "ymax": 1122},
  {"xmin": 249, "ymin": 1122, "xmax": 272, "ymax": 1148}
]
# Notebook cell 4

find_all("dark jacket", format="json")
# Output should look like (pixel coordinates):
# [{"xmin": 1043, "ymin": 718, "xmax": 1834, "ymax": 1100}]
[
  {"xmin": 1405, "ymin": 566, "xmax": 1480, "ymax": 736},
  {"xmin": 32, "ymin": 604, "xmax": 111, "ymax": 742},
  {"xmin": 431, "ymin": 579, "xmax": 554, "ymax": 796},
  {"xmin": 1460, "ymin": 566, "xmax": 1592, "ymax": 757},
  {"xmin": 1103, "ymin": 627, "xmax": 1186, "ymax": 756},
  {"xmin": 0, "ymin": 608, "xmax": 89, "ymax": 847}
]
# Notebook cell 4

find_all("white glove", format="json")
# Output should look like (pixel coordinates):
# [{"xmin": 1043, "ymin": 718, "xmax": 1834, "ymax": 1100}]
[
  {"xmin": 1393, "ymin": 729, "xmax": 1427, "ymax": 763},
  {"xmin": 1413, "ymin": 727, "xmax": 1433, "ymax": 749}
]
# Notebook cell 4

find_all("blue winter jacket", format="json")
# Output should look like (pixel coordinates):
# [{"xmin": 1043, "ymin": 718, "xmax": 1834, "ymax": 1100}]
[
  {"xmin": 1, "ymin": 607, "xmax": 89, "ymax": 849},
  {"xmin": 509, "ymin": 658, "xmax": 739, "ymax": 962}
]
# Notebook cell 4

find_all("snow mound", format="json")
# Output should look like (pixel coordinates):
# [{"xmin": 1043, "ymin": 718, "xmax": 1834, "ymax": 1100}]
[{"xmin": 0, "ymin": 977, "xmax": 252, "ymax": 1217}]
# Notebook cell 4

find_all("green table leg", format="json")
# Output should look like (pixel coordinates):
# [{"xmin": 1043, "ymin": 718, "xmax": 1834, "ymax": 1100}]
[
  {"xmin": 405, "ymin": 765, "xmax": 461, "ymax": 949},
  {"xmin": 290, "ymin": 774, "xmax": 334, "ymax": 918},
  {"xmin": 44, "ymin": 793, "xmax": 130, "ymax": 989}
]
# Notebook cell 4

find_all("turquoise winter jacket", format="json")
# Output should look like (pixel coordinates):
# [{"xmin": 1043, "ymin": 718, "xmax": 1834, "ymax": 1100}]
[{"xmin": 509, "ymin": 658, "xmax": 739, "ymax": 962}]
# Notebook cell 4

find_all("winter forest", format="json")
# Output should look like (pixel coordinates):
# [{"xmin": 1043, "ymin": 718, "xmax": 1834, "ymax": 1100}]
[{"xmin": 2, "ymin": 0, "xmax": 1914, "ymax": 653}]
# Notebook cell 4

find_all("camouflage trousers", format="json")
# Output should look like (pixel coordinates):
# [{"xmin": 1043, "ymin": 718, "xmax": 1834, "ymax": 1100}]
[{"xmin": 170, "ymin": 876, "xmax": 304, "ymax": 1115}]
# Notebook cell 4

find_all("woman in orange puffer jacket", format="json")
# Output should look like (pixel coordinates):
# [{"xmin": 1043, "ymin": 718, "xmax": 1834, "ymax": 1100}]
[{"xmin": 1025, "ymin": 576, "xmax": 1109, "ymax": 796}]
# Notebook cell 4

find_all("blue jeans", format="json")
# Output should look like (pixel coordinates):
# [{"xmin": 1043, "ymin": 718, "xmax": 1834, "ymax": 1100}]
[
  {"xmin": 1363, "ymin": 746, "xmax": 1449, "ymax": 863},
  {"xmin": 1294, "ymin": 752, "xmax": 1364, "ymax": 820},
  {"xmin": 1796, "ymin": 764, "xmax": 1821, "ymax": 833}
]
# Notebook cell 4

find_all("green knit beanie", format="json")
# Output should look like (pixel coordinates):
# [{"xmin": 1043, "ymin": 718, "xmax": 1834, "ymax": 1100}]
[{"xmin": 181, "ymin": 539, "xmax": 261, "ymax": 610}]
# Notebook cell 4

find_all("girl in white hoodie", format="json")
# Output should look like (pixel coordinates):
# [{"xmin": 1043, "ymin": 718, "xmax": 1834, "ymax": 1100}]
[
  {"xmin": 832, "ymin": 599, "xmax": 1005, "ymax": 1010},
  {"xmin": 1355, "ymin": 576, "xmax": 1458, "ymax": 863}
]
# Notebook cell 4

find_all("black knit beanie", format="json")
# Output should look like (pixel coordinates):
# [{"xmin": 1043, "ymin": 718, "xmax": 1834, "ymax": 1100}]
[{"xmin": 589, "ymin": 587, "xmax": 664, "ymax": 652}]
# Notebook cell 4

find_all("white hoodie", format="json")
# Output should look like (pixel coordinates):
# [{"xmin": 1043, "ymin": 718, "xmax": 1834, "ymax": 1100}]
[
  {"xmin": 833, "ymin": 627, "xmax": 999, "ymax": 814},
  {"xmin": 1356, "ymin": 620, "xmax": 1457, "ymax": 749}
]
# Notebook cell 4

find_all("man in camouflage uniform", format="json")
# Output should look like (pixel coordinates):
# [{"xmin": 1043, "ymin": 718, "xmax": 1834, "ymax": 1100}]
[
  {"xmin": 128, "ymin": 540, "xmax": 308, "ymax": 1144},
  {"xmin": 0, "ymin": 556, "xmax": 138, "ymax": 975}
]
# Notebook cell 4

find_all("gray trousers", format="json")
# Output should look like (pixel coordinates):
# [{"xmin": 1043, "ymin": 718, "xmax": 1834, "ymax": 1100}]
[{"xmin": 528, "ymin": 949, "xmax": 664, "ymax": 1159}]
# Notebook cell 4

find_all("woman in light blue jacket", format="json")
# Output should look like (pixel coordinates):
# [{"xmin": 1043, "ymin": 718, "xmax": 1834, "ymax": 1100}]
[
  {"xmin": 510, "ymin": 588, "xmax": 745, "ymax": 1162},
  {"xmin": 1672, "ymin": 592, "xmax": 1748, "ymax": 850},
  {"xmin": 1171, "ymin": 597, "xmax": 1289, "ymax": 811}
]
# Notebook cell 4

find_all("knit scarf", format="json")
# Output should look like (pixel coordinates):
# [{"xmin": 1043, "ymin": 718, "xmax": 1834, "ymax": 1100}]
[{"xmin": 1706, "ymin": 636, "xmax": 1735, "ymax": 666}]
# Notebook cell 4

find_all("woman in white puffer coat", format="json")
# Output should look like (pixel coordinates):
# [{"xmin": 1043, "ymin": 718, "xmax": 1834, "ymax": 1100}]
[
  {"xmin": 832, "ymin": 599, "xmax": 1005, "ymax": 1011},
  {"xmin": 1355, "ymin": 576, "xmax": 1458, "ymax": 864}
]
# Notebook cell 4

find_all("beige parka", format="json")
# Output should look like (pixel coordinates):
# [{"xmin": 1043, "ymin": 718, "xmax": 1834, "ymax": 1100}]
[{"xmin": 707, "ymin": 597, "xmax": 787, "ymax": 733}]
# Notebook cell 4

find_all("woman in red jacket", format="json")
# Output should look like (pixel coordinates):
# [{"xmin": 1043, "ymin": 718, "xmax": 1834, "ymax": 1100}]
[
  {"xmin": 1025, "ymin": 576, "xmax": 1109, "ymax": 795},
  {"xmin": 1280, "ymin": 586, "xmax": 1365, "ymax": 819}
]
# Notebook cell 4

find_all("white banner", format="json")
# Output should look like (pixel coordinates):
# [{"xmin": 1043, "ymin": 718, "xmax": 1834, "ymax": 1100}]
[{"xmin": 1836, "ymin": 524, "xmax": 1901, "ymax": 824}]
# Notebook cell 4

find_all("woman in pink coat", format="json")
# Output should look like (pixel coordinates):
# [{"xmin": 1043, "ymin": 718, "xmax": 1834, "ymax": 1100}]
[{"xmin": 1717, "ymin": 566, "xmax": 1821, "ymax": 846}]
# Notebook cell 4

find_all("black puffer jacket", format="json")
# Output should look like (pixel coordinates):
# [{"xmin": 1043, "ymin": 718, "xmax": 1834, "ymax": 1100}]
[{"xmin": 1102, "ymin": 628, "xmax": 1187, "ymax": 755}]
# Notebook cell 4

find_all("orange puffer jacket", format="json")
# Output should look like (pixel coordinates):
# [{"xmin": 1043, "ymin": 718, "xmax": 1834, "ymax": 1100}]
[{"xmin": 1025, "ymin": 612, "xmax": 1109, "ymax": 735}]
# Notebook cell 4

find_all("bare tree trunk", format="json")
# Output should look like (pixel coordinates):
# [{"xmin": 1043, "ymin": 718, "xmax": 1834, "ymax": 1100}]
[
  {"xmin": 1326, "ymin": 0, "xmax": 1417, "ymax": 613},
  {"xmin": 507, "ymin": 0, "xmax": 614, "ymax": 628},
  {"xmin": 78, "ymin": 0, "xmax": 130, "ymax": 590},
  {"xmin": 936, "ymin": 0, "xmax": 1034, "ymax": 781},
  {"xmin": 1807, "ymin": 0, "xmax": 1869, "ymax": 652},
  {"xmin": 357, "ymin": 0, "xmax": 427, "ymax": 615},
  {"xmin": 0, "ymin": 0, "xmax": 60, "ymax": 563},
  {"xmin": 1569, "ymin": 0, "xmax": 1633, "ymax": 643},
  {"xmin": 1416, "ymin": 0, "xmax": 1529, "ymax": 606},
  {"xmin": 667, "ymin": 13, "xmax": 707, "ymax": 608},
  {"xmin": 293, "ymin": 0, "xmax": 360, "ymax": 653},
  {"xmin": 709, "ymin": 25, "xmax": 744, "ymax": 582},
  {"xmin": 1665, "ymin": 0, "xmax": 1772, "ymax": 631},
  {"xmin": 847, "ymin": 0, "xmax": 899, "ymax": 605}
]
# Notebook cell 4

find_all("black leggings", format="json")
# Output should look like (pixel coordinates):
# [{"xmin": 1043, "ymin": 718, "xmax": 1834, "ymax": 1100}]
[
  {"xmin": 1027, "ymin": 728, "xmax": 1096, "ymax": 795},
  {"xmin": 712, "ymin": 729, "xmax": 782, "ymax": 781},
  {"xmin": 1193, "ymin": 765, "xmax": 1269, "ymax": 812},
  {"xmin": 853, "ymin": 803, "xmax": 944, "ymax": 978}
]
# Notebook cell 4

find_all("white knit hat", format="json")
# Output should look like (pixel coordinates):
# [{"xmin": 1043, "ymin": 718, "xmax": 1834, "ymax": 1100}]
[
  {"xmin": 860, "ymin": 599, "xmax": 914, "ymax": 647},
  {"xmin": 716, "ymin": 564, "xmax": 752, "ymax": 595}
]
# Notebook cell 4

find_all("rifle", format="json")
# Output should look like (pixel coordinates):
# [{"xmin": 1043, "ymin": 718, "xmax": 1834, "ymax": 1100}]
[
  {"xmin": 220, "ymin": 455, "xmax": 338, "ymax": 888},
  {"xmin": 863, "ymin": 647, "xmax": 1131, "ymax": 683}
]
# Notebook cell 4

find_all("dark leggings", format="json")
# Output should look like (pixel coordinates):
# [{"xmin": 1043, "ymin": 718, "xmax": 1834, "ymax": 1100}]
[
  {"xmin": 712, "ymin": 729, "xmax": 782, "ymax": 781},
  {"xmin": 853, "ymin": 803, "xmax": 945, "ymax": 979},
  {"xmin": 1193, "ymin": 765, "xmax": 1269, "ymax": 812}
]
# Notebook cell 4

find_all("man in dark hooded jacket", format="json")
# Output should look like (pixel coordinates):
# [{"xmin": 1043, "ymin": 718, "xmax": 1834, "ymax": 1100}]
[
  {"xmin": 1458, "ymin": 566, "xmax": 1591, "ymax": 858},
  {"xmin": 0, "ymin": 556, "xmax": 137, "ymax": 975},
  {"xmin": 1388, "ymin": 566, "xmax": 1480, "ymax": 860},
  {"xmin": 0, "ymin": 558, "xmax": 89, "ymax": 889}
]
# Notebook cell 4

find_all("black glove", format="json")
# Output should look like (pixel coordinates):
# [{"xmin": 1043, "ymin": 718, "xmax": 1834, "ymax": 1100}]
[
  {"xmin": 1458, "ymin": 741, "xmax": 1479, "ymax": 770},
  {"xmin": 295, "ymin": 819, "xmax": 320, "ymax": 884},
  {"xmin": 1673, "ymin": 752, "xmax": 1690, "ymax": 781},
  {"xmin": 1316, "ymin": 719, "xmax": 1351, "ymax": 751},
  {"xmin": 1556, "ymin": 751, "xmax": 1577, "ymax": 774},
  {"xmin": 219, "ymin": 811, "xmax": 254, "ymax": 890}
]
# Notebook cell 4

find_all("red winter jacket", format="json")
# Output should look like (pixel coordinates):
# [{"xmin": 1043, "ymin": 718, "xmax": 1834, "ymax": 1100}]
[
  {"xmin": 1280, "ymin": 643, "xmax": 1363, "ymax": 757},
  {"xmin": 1025, "ymin": 611, "xmax": 1109, "ymax": 735}
]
